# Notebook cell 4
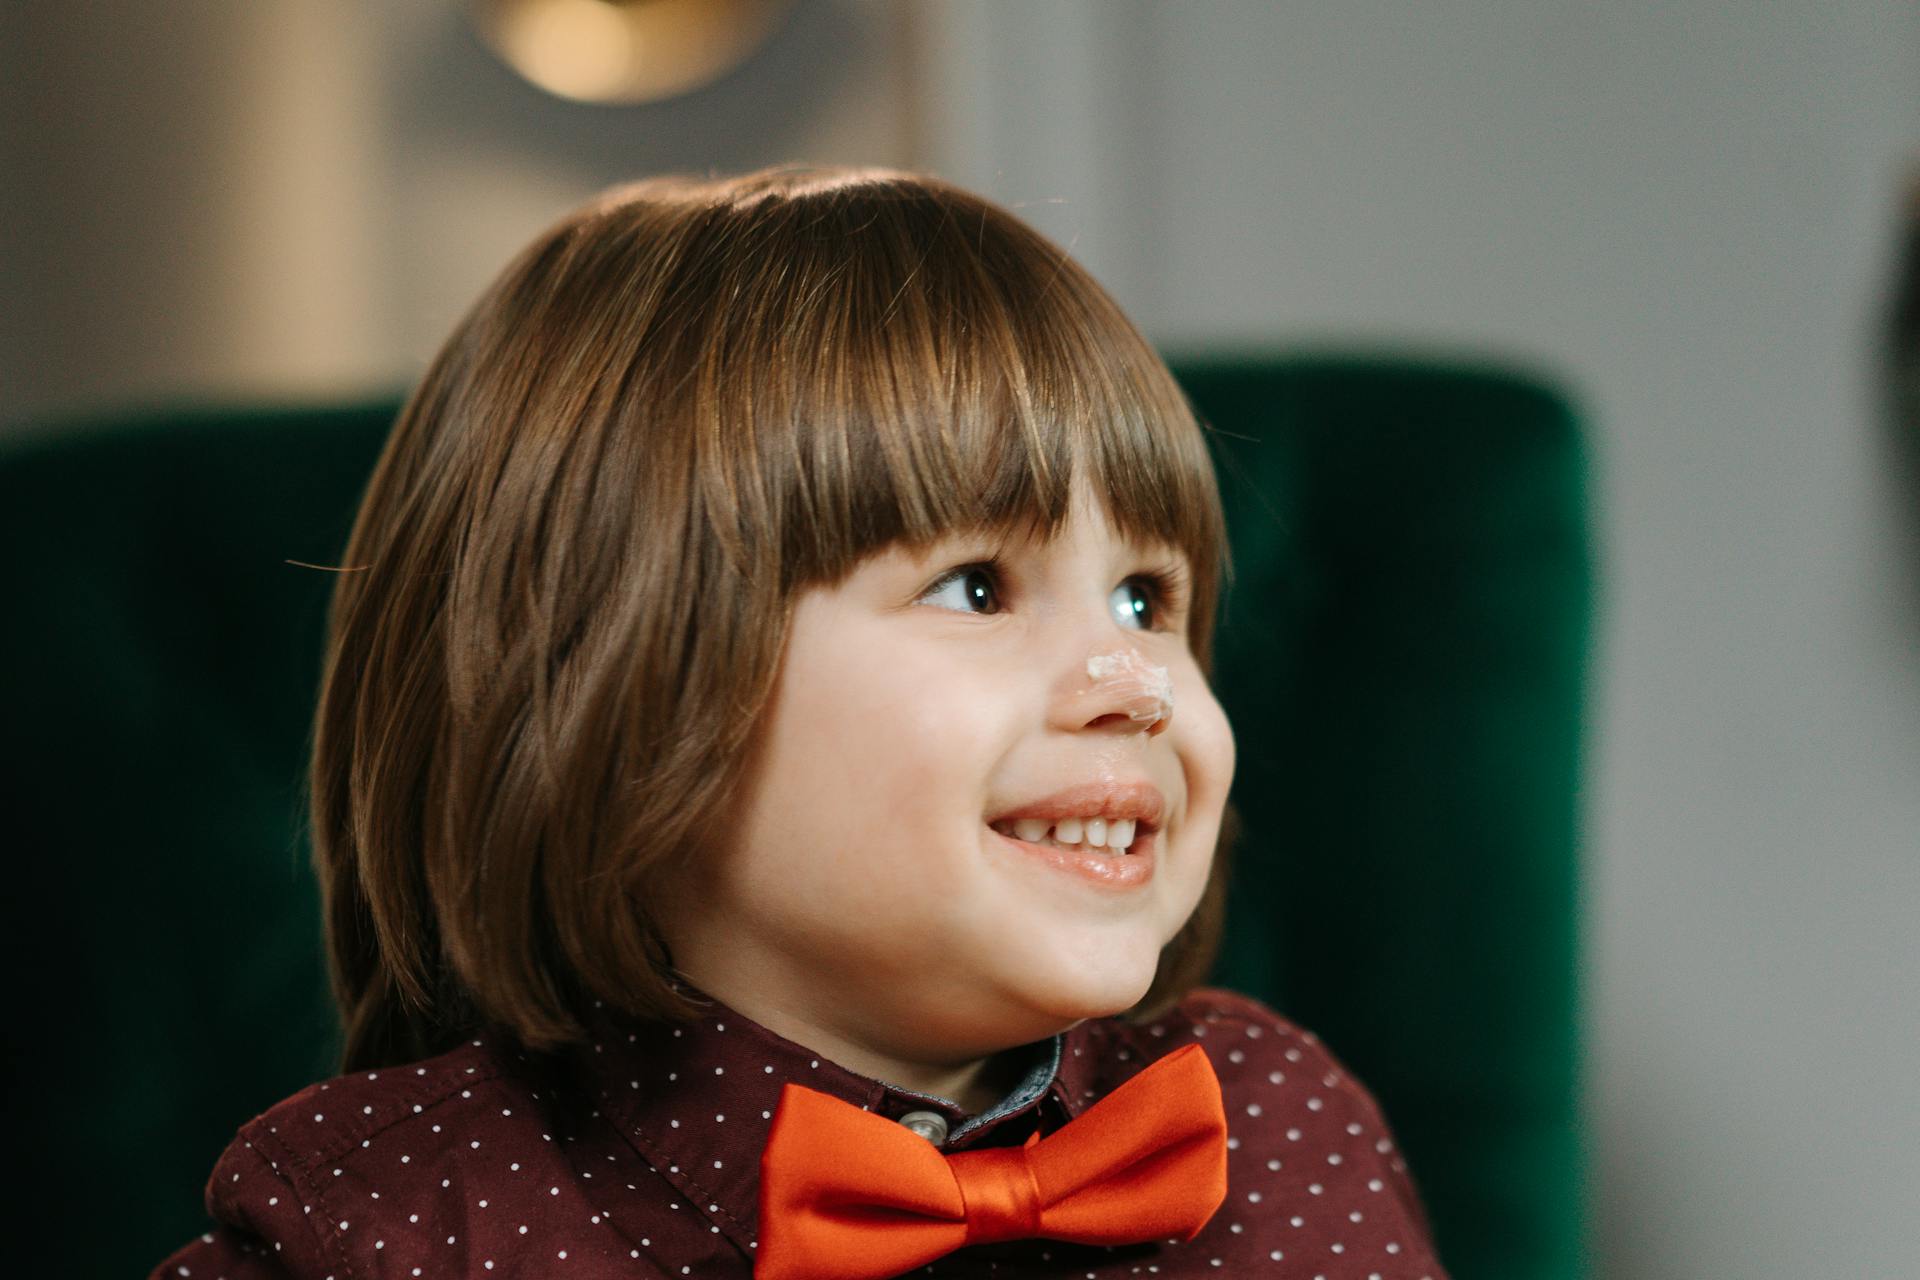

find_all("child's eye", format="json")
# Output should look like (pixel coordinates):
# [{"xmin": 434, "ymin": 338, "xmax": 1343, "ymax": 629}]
[
  {"xmin": 1109, "ymin": 578, "xmax": 1156, "ymax": 631},
  {"xmin": 920, "ymin": 562, "xmax": 1003, "ymax": 615},
  {"xmin": 1114, "ymin": 563, "xmax": 1190, "ymax": 634},
  {"xmin": 920, "ymin": 561, "xmax": 1188, "ymax": 629}
]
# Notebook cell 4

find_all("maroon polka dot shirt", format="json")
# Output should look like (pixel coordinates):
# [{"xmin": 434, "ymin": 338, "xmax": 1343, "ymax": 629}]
[{"xmin": 152, "ymin": 985, "xmax": 1448, "ymax": 1278}]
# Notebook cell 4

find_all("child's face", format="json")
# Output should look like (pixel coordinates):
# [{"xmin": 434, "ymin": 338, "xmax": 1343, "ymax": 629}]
[{"xmin": 660, "ymin": 475, "xmax": 1235, "ymax": 1056}]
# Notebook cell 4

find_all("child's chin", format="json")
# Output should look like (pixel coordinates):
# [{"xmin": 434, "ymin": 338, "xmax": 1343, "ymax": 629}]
[{"xmin": 1013, "ymin": 955, "xmax": 1159, "ymax": 1022}]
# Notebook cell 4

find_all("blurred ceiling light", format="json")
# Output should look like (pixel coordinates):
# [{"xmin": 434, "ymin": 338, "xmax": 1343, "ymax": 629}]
[{"xmin": 474, "ymin": 0, "xmax": 794, "ymax": 105}]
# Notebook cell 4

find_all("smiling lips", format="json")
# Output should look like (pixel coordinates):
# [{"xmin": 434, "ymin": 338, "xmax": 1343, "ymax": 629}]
[
  {"xmin": 986, "ymin": 781, "xmax": 1166, "ymax": 858},
  {"xmin": 993, "ymin": 814, "xmax": 1139, "ymax": 852}
]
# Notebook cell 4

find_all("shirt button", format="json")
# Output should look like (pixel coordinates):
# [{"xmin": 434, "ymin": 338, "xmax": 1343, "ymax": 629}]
[{"xmin": 897, "ymin": 1110, "xmax": 950, "ymax": 1146}]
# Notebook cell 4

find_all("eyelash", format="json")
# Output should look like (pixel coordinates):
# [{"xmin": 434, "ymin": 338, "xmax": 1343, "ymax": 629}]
[{"xmin": 920, "ymin": 556, "xmax": 1190, "ymax": 632}]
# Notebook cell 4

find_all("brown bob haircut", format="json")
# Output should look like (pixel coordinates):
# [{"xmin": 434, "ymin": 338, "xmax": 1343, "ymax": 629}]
[{"xmin": 313, "ymin": 165, "xmax": 1236, "ymax": 1072}]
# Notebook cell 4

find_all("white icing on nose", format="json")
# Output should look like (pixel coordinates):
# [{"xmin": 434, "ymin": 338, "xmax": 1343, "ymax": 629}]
[{"xmin": 1085, "ymin": 650, "xmax": 1173, "ymax": 726}]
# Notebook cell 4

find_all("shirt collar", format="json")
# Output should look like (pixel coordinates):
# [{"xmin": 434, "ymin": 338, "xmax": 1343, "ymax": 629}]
[{"xmin": 573, "ymin": 979, "xmax": 1101, "ymax": 1251}]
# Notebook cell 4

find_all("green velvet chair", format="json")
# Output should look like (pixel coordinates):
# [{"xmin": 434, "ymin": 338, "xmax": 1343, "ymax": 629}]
[
  {"xmin": 1190, "ymin": 355, "xmax": 1592, "ymax": 1280},
  {"xmin": 0, "ymin": 354, "xmax": 1592, "ymax": 1279}
]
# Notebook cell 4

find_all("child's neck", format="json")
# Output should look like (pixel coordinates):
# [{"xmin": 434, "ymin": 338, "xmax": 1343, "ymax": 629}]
[
  {"xmin": 674, "ymin": 971, "xmax": 1047, "ymax": 1117},
  {"xmin": 769, "ymin": 1008, "xmax": 1034, "ymax": 1115}
]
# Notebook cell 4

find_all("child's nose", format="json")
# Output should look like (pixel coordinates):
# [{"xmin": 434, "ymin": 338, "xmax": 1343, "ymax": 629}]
[{"xmin": 1072, "ymin": 647, "xmax": 1173, "ymax": 737}]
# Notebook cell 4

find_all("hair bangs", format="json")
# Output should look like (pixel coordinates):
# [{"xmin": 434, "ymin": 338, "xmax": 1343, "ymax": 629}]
[{"xmin": 724, "ymin": 172, "xmax": 1227, "ymax": 661}]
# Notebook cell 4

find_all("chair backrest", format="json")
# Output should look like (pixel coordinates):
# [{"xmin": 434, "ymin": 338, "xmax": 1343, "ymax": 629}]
[
  {"xmin": 0, "ymin": 354, "xmax": 1590, "ymax": 1279},
  {"xmin": 1190, "ymin": 356, "xmax": 1591, "ymax": 1280}
]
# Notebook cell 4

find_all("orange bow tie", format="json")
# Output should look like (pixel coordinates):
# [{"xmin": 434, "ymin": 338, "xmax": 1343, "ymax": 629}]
[{"xmin": 754, "ymin": 1042, "xmax": 1227, "ymax": 1280}]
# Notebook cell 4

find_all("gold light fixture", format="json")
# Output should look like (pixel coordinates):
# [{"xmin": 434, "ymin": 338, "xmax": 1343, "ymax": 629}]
[{"xmin": 473, "ymin": 0, "xmax": 795, "ymax": 105}]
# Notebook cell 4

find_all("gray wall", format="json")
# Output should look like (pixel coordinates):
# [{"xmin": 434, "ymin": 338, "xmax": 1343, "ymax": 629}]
[
  {"xmin": 0, "ymin": 0, "xmax": 917, "ymax": 430},
  {"xmin": 6, "ymin": 2, "xmax": 1918, "ymax": 1275}
]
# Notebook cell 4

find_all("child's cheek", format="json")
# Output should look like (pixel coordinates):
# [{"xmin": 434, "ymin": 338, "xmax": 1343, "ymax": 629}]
[
  {"xmin": 798, "ymin": 622, "xmax": 1009, "ymax": 822},
  {"xmin": 1175, "ymin": 661, "xmax": 1237, "ymax": 824}
]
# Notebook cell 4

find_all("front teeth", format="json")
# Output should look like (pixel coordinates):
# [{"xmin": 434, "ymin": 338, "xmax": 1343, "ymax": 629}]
[{"xmin": 1000, "ymin": 816, "xmax": 1139, "ymax": 852}]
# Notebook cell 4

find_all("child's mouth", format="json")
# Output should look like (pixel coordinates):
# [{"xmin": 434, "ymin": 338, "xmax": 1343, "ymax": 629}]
[
  {"xmin": 982, "ymin": 781, "xmax": 1165, "ymax": 885},
  {"xmin": 987, "ymin": 816, "xmax": 1141, "ymax": 855},
  {"xmin": 985, "ymin": 820, "xmax": 1159, "ymax": 889}
]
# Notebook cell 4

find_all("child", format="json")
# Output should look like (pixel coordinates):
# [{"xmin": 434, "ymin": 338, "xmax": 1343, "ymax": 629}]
[{"xmin": 153, "ymin": 165, "xmax": 1447, "ymax": 1279}]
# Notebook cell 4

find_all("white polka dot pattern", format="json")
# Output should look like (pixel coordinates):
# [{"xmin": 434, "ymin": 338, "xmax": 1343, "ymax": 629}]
[{"xmin": 149, "ymin": 990, "xmax": 1448, "ymax": 1278}]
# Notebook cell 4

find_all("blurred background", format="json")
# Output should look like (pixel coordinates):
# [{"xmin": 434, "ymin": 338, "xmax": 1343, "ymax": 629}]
[{"xmin": 4, "ymin": 2, "xmax": 1917, "ymax": 1277}]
